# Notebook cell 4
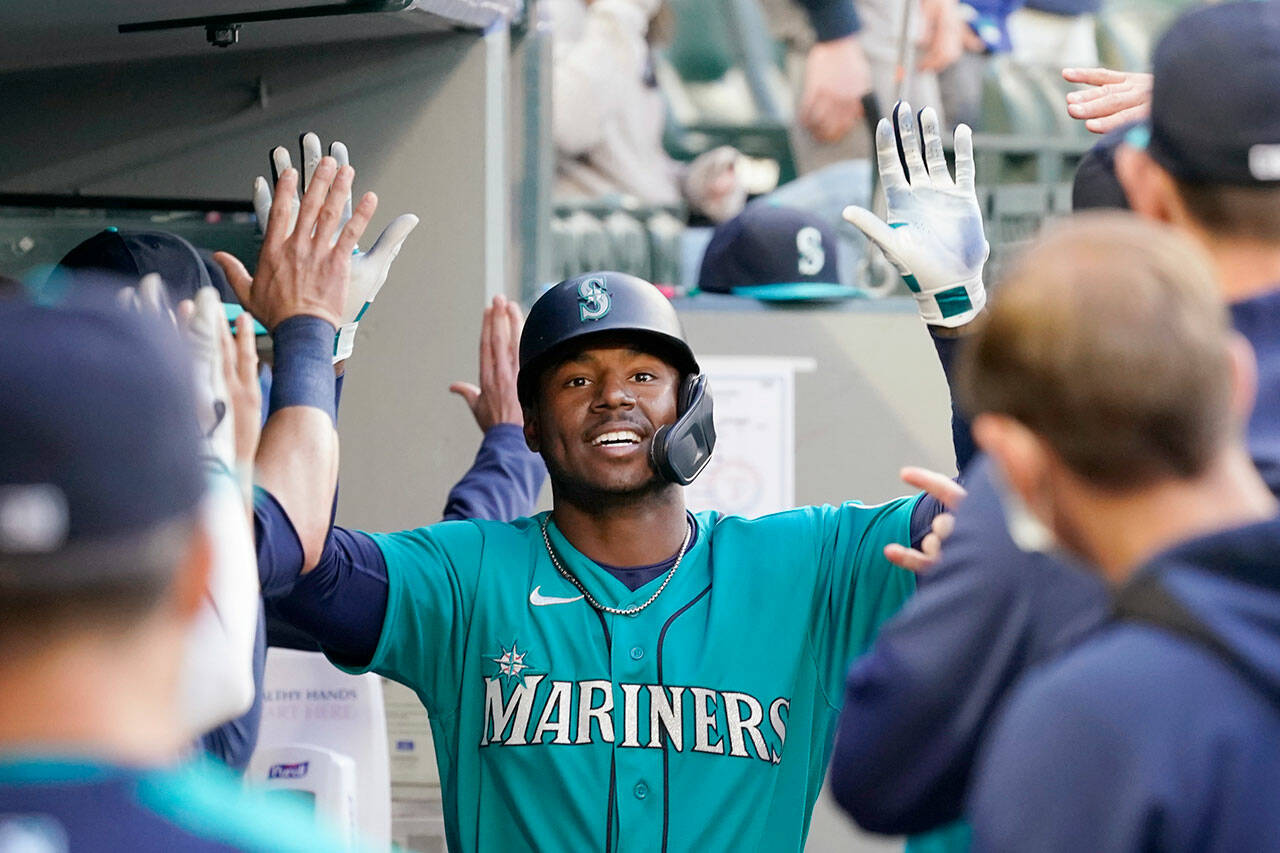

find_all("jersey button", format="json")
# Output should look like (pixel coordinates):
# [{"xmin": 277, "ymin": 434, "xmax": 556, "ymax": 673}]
[
  {"xmin": 633, "ymin": 782, "xmax": 649, "ymax": 800},
  {"xmin": 629, "ymin": 646, "xmax": 645, "ymax": 661}
]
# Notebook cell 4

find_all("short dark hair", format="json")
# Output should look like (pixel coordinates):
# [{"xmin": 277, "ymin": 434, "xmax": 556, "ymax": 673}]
[
  {"xmin": 1174, "ymin": 178, "xmax": 1280, "ymax": 243},
  {"xmin": 0, "ymin": 513, "xmax": 198, "ymax": 649},
  {"xmin": 959, "ymin": 212, "xmax": 1235, "ymax": 490}
]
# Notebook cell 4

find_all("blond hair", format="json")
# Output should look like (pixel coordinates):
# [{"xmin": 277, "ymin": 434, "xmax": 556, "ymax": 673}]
[{"xmin": 959, "ymin": 212, "xmax": 1235, "ymax": 489}]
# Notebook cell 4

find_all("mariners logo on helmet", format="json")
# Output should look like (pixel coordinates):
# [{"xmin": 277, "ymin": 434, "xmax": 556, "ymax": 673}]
[{"xmin": 577, "ymin": 276, "xmax": 610, "ymax": 322}]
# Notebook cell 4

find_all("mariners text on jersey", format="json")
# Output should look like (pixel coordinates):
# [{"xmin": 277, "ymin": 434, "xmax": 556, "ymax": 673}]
[
  {"xmin": 481, "ymin": 670, "xmax": 790, "ymax": 763},
  {"xmin": 345, "ymin": 501, "xmax": 919, "ymax": 852}
]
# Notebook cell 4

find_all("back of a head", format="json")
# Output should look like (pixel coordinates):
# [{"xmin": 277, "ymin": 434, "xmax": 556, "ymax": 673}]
[
  {"xmin": 1140, "ymin": 0, "xmax": 1280, "ymax": 240},
  {"xmin": 0, "ymin": 292, "xmax": 205, "ymax": 647},
  {"xmin": 959, "ymin": 212, "xmax": 1234, "ymax": 489}
]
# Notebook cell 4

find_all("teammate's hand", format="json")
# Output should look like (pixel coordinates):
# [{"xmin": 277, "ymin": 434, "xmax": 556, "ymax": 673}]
[
  {"xmin": 216, "ymin": 154, "xmax": 374, "ymax": 332},
  {"xmin": 201, "ymin": 292, "xmax": 262, "ymax": 471},
  {"xmin": 917, "ymin": 0, "xmax": 965, "ymax": 72},
  {"xmin": 843, "ymin": 101, "xmax": 988, "ymax": 328},
  {"xmin": 884, "ymin": 466, "xmax": 967, "ymax": 573},
  {"xmin": 251, "ymin": 132, "xmax": 420, "ymax": 362},
  {"xmin": 1063, "ymin": 67, "xmax": 1152, "ymax": 134},
  {"xmin": 800, "ymin": 35, "xmax": 873, "ymax": 144},
  {"xmin": 450, "ymin": 295, "xmax": 525, "ymax": 432}
]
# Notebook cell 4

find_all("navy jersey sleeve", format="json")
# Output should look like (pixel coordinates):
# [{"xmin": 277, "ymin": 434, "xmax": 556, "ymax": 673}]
[
  {"xmin": 928, "ymin": 330, "xmax": 976, "ymax": 475},
  {"xmin": 828, "ymin": 456, "xmax": 1106, "ymax": 834},
  {"xmin": 794, "ymin": 0, "xmax": 862, "ymax": 40},
  {"xmin": 906, "ymin": 329, "xmax": 977, "ymax": 549},
  {"xmin": 442, "ymin": 424, "xmax": 546, "ymax": 522}
]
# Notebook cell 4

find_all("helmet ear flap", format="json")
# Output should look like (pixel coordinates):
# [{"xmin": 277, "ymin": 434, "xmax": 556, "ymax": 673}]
[{"xmin": 650, "ymin": 374, "xmax": 716, "ymax": 485}]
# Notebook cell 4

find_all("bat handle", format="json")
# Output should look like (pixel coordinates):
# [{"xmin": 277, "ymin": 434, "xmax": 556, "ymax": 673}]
[{"xmin": 861, "ymin": 92, "xmax": 883, "ymax": 138}]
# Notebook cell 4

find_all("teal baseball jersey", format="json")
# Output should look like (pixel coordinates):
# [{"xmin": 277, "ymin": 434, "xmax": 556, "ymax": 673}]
[{"xmin": 348, "ymin": 500, "xmax": 918, "ymax": 852}]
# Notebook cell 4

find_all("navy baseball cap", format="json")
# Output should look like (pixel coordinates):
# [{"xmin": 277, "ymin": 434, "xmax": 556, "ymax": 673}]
[
  {"xmin": 60, "ymin": 229, "xmax": 267, "ymax": 334},
  {"xmin": 0, "ymin": 290, "xmax": 205, "ymax": 567},
  {"xmin": 1125, "ymin": 0, "xmax": 1280, "ymax": 186},
  {"xmin": 698, "ymin": 203, "xmax": 858, "ymax": 301}
]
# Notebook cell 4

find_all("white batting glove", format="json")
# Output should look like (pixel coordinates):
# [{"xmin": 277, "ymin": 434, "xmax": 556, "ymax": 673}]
[
  {"xmin": 187, "ymin": 285, "xmax": 238, "ymax": 472},
  {"xmin": 253, "ymin": 132, "xmax": 419, "ymax": 362},
  {"xmin": 843, "ymin": 102, "xmax": 989, "ymax": 328}
]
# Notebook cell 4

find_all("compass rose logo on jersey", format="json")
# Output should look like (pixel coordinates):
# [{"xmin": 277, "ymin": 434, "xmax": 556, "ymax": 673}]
[
  {"xmin": 577, "ymin": 276, "xmax": 610, "ymax": 322},
  {"xmin": 489, "ymin": 641, "xmax": 539, "ymax": 686}
]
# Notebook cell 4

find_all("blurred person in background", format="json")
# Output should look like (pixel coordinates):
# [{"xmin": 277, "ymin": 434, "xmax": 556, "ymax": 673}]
[
  {"xmin": 551, "ymin": 0, "xmax": 748, "ymax": 222},
  {"xmin": 762, "ymin": 0, "xmax": 966, "ymax": 169}
]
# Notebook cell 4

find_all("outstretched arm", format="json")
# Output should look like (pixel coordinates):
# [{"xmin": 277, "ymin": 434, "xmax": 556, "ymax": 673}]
[
  {"xmin": 216, "ymin": 153, "xmax": 374, "ymax": 570},
  {"xmin": 844, "ymin": 102, "xmax": 987, "ymax": 564},
  {"xmin": 446, "ymin": 294, "xmax": 546, "ymax": 522}
]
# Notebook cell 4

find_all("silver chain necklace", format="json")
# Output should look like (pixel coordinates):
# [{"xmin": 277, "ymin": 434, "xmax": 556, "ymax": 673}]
[{"xmin": 540, "ymin": 514, "xmax": 692, "ymax": 617}]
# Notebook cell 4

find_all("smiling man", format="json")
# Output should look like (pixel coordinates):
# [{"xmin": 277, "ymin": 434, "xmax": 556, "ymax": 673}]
[{"xmin": 229, "ymin": 107, "xmax": 977, "ymax": 852}]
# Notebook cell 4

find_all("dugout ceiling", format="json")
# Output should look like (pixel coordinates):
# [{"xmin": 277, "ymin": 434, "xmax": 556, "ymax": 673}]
[{"xmin": 0, "ymin": 0, "xmax": 523, "ymax": 73}]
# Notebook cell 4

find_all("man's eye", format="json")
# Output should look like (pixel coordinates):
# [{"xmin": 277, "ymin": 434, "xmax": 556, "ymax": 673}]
[
  {"xmin": 566, "ymin": 376, "xmax": 590, "ymax": 387},
  {"xmin": 633, "ymin": 372, "xmax": 655, "ymax": 383}
]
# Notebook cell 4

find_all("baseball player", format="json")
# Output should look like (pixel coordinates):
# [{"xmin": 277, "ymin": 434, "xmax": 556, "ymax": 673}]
[
  {"xmin": 216, "ymin": 107, "xmax": 979, "ymax": 851},
  {"xmin": 0, "ymin": 289, "xmax": 362, "ymax": 852}
]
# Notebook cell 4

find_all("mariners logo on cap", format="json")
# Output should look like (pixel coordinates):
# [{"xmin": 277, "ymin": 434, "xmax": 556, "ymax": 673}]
[{"xmin": 577, "ymin": 276, "xmax": 610, "ymax": 322}]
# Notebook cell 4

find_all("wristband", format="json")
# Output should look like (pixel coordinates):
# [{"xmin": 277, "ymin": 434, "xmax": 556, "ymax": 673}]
[
  {"xmin": 270, "ymin": 315, "xmax": 337, "ymax": 423},
  {"xmin": 905, "ymin": 273, "xmax": 987, "ymax": 328}
]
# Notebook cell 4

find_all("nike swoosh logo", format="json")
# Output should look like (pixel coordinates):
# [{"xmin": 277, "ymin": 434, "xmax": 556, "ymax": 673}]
[{"xmin": 530, "ymin": 585, "xmax": 584, "ymax": 607}]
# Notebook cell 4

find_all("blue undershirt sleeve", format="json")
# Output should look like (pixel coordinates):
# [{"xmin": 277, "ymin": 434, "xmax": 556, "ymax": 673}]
[
  {"xmin": 442, "ymin": 424, "xmax": 547, "ymax": 522},
  {"xmin": 266, "ymin": 525, "xmax": 390, "ymax": 668},
  {"xmin": 795, "ymin": 0, "xmax": 862, "ymax": 40}
]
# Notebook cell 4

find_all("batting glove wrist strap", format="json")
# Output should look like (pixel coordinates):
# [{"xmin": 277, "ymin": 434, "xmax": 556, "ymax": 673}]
[
  {"xmin": 907, "ymin": 272, "xmax": 987, "ymax": 328},
  {"xmin": 333, "ymin": 318, "xmax": 361, "ymax": 363}
]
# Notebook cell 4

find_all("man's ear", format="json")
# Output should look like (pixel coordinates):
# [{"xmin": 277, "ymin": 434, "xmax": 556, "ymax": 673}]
[
  {"xmin": 171, "ymin": 521, "xmax": 213, "ymax": 625},
  {"xmin": 973, "ymin": 414, "xmax": 1048, "ymax": 512},
  {"xmin": 1226, "ymin": 331, "xmax": 1259, "ymax": 426},
  {"xmin": 1115, "ymin": 145, "xmax": 1182, "ymax": 226},
  {"xmin": 522, "ymin": 404, "xmax": 540, "ymax": 453}
]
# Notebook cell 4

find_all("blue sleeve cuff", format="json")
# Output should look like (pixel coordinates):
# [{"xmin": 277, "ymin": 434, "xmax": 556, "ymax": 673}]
[
  {"xmin": 801, "ymin": 0, "xmax": 861, "ymax": 41},
  {"xmin": 269, "ymin": 315, "xmax": 337, "ymax": 423}
]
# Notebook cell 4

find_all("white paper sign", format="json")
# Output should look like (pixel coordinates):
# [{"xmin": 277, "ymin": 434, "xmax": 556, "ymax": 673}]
[{"xmin": 684, "ymin": 356, "xmax": 814, "ymax": 518}]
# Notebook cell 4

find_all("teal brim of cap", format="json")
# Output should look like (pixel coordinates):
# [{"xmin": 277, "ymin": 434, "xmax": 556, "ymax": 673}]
[
  {"xmin": 729, "ymin": 282, "xmax": 867, "ymax": 302},
  {"xmin": 1124, "ymin": 123, "xmax": 1151, "ymax": 150},
  {"xmin": 223, "ymin": 303, "xmax": 269, "ymax": 336}
]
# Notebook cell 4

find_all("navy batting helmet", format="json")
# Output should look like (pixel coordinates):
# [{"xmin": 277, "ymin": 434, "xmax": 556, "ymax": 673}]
[
  {"xmin": 518, "ymin": 271, "xmax": 715, "ymax": 485},
  {"xmin": 518, "ymin": 271, "xmax": 699, "ymax": 404}
]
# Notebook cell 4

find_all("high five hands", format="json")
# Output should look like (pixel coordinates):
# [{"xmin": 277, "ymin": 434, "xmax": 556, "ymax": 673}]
[
  {"xmin": 247, "ymin": 133, "xmax": 420, "ymax": 361},
  {"xmin": 215, "ymin": 148, "xmax": 374, "ymax": 335}
]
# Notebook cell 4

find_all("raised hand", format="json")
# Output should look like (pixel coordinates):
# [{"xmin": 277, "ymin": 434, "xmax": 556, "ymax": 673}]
[
  {"xmin": 884, "ymin": 466, "xmax": 968, "ymax": 573},
  {"xmin": 1063, "ymin": 67, "xmax": 1152, "ymax": 134},
  {"xmin": 843, "ymin": 101, "xmax": 988, "ymax": 328},
  {"xmin": 450, "ymin": 294, "xmax": 525, "ymax": 432},
  {"xmin": 251, "ymin": 132, "xmax": 419, "ymax": 362},
  {"xmin": 216, "ymin": 153, "xmax": 374, "ymax": 332}
]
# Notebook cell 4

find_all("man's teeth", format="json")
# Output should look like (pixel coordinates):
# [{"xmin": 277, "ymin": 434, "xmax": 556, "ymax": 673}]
[{"xmin": 592, "ymin": 430, "xmax": 642, "ymax": 446}]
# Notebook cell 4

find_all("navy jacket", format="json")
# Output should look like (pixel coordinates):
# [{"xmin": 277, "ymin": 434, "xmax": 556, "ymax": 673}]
[
  {"xmin": 970, "ymin": 516, "xmax": 1280, "ymax": 851},
  {"xmin": 829, "ymin": 287, "xmax": 1280, "ymax": 836}
]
